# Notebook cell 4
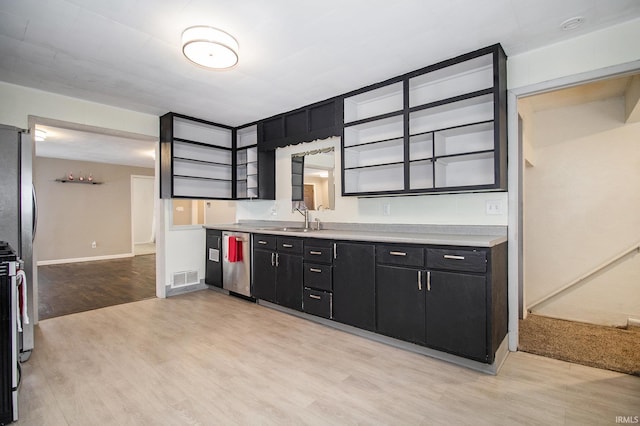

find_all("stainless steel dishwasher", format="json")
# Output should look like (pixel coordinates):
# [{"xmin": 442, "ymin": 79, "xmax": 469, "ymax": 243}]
[{"xmin": 222, "ymin": 231, "xmax": 251, "ymax": 297}]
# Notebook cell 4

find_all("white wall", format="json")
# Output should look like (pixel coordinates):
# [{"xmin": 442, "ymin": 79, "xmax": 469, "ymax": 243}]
[
  {"xmin": 236, "ymin": 137, "xmax": 509, "ymax": 226},
  {"xmin": 132, "ymin": 176, "xmax": 155, "ymax": 244},
  {"xmin": 523, "ymin": 96, "xmax": 640, "ymax": 326},
  {"xmin": 508, "ymin": 18, "xmax": 640, "ymax": 91},
  {"xmin": 0, "ymin": 82, "xmax": 158, "ymax": 136}
]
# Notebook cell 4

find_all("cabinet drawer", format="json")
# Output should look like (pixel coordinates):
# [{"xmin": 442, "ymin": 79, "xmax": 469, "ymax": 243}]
[
  {"xmin": 376, "ymin": 245, "xmax": 424, "ymax": 267},
  {"xmin": 303, "ymin": 288, "xmax": 332, "ymax": 319},
  {"xmin": 253, "ymin": 234, "xmax": 276, "ymax": 250},
  {"xmin": 427, "ymin": 248, "xmax": 486, "ymax": 273},
  {"xmin": 304, "ymin": 245, "xmax": 333, "ymax": 263},
  {"xmin": 277, "ymin": 237, "xmax": 303, "ymax": 254},
  {"xmin": 303, "ymin": 262, "xmax": 332, "ymax": 291}
]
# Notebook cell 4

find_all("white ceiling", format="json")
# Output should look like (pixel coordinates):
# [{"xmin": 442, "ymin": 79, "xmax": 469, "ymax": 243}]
[{"xmin": 3, "ymin": 0, "xmax": 640, "ymax": 165}]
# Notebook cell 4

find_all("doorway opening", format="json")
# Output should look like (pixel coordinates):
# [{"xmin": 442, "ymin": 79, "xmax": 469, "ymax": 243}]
[
  {"xmin": 32, "ymin": 118, "xmax": 158, "ymax": 319},
  {"xmin": 517, "ymin": 73, "xmax": 640, "ymax": 375}
]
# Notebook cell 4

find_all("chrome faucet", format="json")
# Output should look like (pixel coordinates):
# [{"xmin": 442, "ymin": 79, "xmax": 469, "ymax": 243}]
[{"xmin": 296, "ymin": 208, "xmax": 310, "ymax": 229}]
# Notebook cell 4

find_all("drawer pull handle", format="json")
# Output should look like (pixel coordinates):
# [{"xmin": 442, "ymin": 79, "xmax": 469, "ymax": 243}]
[
  {"xmin": 389, "ymin": 251, "xmax": 407, "ymax": 256},
  {"xmin": 309, "ymin": 251, "xmax": 322, "ymax": 255},
  {"xmin": 258, "ymin": 240, "xmax": 268, "ymax": 245},
  {"xmin": 282, "ymin": 244, "xmax": 294, "ymax": 248},
  {"xmin": 309, "ymin": 294, "xmax": 322, "ymax": 300},
  {"xmin": 309, "ymin": 268, "xmax": 322, "ymax": 273},
  {"xmin": 443, "ymin": 254, "xmax": 465, "ymax": 260}
]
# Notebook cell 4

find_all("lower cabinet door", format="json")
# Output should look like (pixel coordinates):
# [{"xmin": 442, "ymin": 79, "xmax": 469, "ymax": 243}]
[
  {"xmin": 333, "ymin": 242, "xmax": 376, "ymax": 331},
  {"xmin": 376, "ymin": 265, "xmax": 426, "ymax": 345},
  {"xmin": 275, "ymin": 253, "xmax": 303, "ymax": 311},
  {"xmin": 303, "ymin": 288, "xmax": 332, "ymax": 319},
  {"xmin": 426, "ymin": 271, "xmax": 487, "ymax": 362},
  {"xmin": 252, "ymin": 250, "xmax": 276, "ymax": 303}
]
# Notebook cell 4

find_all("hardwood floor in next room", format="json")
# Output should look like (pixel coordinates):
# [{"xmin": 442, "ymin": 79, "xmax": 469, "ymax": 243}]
[
  {"xmin": 18, "ymin": 290, "xmax": 640, "ymax": 425},
  {"xmin": 38, "ymin": 254, "xmax": 156, "ymax": 320}
]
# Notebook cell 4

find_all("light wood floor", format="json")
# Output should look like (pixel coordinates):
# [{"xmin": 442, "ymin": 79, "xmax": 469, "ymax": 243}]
[{"xmin": 18, "ymin": 290, "xmax": 640, "ymax": 425}]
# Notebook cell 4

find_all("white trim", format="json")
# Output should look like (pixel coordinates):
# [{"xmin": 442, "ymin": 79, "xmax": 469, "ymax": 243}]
[
  {"xmin": 38, "ymin": 252, "xmax": 134, "ymax": 266},
  {"xmin": 506, "ymin": 59, "xmax": 640, "ymax": 353}
]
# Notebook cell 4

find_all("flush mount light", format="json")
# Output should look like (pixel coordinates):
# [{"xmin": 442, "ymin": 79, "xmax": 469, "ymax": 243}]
[
  {"xmin": 182, "ymin": 25, "xmax": 239, "ymax": 69},
  {"xmin": 35, "ymin": 129, "xmax": 47, "ymax": 142},
  {"xmin": 560, "ymin": 16, "xmax": 584, "ymax": 31}
]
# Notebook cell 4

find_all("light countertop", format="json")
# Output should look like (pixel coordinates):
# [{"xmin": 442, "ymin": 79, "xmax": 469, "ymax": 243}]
[{"xmin": 204, "ymin": 222, "xmax": 507, "ymax": 247}]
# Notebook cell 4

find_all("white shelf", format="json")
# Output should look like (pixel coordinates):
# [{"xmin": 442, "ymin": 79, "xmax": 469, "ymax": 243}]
[
  {"xmin": 173, "ymin": 177, "xmax": 232, "ymax": 198},
  {"xmin": 409, "ymin": 133, "xmax": 433, "ymax": 161},
  {"xmin": 434, "ymin": 121, "xmax": 494, "ymax": 157},
  {"xmin": 237, "ymin": 125, "xmax": 258, "ymax": 148},
  {"xmin": 173, "ymin": 159, "xmax": 231, "ymax": 181},
  {"xmin": 344, "ymin": 115, "xmax": 404, "ymax": 147},
  {"xmin": 344, "ymin": 163, "xmax": 404, "ymax": 193},
  {"xmin": 344, "ymin": 82, "xmax": 403, "ymax": 123},
  {"xmin": 410, "ymin": 93, "xmax": 494, "ymax": 136},
  {"xmin": 174, "ymin": 142, "xmax": 232, "ymax": 165},
  {"xmin": 409, "ymin": 53, "xmax": 493, "ymax": 107},
  {"xmin": 344, "ymin": 138, "xmax": 404, "ymax": 169},
  {"xmin": 173, "ymin": 117, "xmax": 232, "ymax": 148},
  {"xmin": 409, "ymin": 160, "xmax": 434, "ymax": 190},
  {"xmin": 434, "ymin": 151, "xmax": 494, "ymax": 188}
]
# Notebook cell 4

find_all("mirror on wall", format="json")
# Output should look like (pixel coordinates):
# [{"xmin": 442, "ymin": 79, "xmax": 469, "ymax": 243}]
[{"xmin": 291, "ymin": 147, "xmax": 335, "ymax": 210}]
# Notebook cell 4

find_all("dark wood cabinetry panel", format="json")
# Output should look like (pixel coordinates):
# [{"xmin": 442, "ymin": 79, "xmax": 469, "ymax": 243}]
[
  {"xmin": 252, "ymin": 248, "xmax": 277, "ymax": 303},
  {"xmin": 425, "ymin": 271, "xmax": 487, "ymax": 361},
  {"xmin": 276, "ymin": 251, "xmax": 303, "ymax": 310},
  {"xmin": 333, "ymin": 242, "xmax": 376, "ymax": 331},
  {"xmin": 376, "ymin": 264, "xmax": 426, "ymax": 345}
]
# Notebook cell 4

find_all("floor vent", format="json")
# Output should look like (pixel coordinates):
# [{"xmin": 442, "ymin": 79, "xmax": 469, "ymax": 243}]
[{"xmin": 172, "ymin": 270, "xmax": 199, "ymax": 287}]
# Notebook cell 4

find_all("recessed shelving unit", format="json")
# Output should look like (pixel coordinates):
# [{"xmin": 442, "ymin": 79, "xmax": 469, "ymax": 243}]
[
  {"xmin": 160, "ymin": 113, "xmax": 234, "ymax": 199},
  {"xmin": 341, "ymin": 44, "xmax": 506, "ymax": 196},
  {"xmin": 236, "ymin": 124, "xmax": 258, "ymax": 199}
]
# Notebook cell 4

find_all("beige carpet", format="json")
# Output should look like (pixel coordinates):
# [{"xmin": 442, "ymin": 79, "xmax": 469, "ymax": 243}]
[{"xmin": 519, "ymin": 314, "xmax": 640, "ymax": 376}]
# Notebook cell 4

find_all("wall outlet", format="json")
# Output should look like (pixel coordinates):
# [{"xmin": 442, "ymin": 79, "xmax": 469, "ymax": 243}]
[
  {"xmin": 91, "ymin": 241, "xmax": 97, "ymax": 249},
  {"xmin": 382, "ymin": 203, "xmax": 391, "ymax": 216},
  {"xmin": 485, "ymin": 200, "xmax": 503, "ymax": 215}
]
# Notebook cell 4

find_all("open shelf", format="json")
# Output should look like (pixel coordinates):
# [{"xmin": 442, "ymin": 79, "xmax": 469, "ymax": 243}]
[
  {"xmin": 173, "ymin": 117, "xmax": 232, "ymax": 148},
  {"xmin": 344, "ymin": 114, "xmax": 404, "ymax": 147},
  {"xmin": 237, "ymin": 125, "xmax": 257, "ymax": 148},
  {"xmin": 409, "ymin": 53, "xmax": 493, "ymax": 108},
  {"xmin": 409, "ymin": 93, "xmax": 494, "ymax": 136},
  {"xmin": 55, "ymin": 179, "xmax": 103, "ymax": 185},
  {"xmin": 344, "ymin": 82, "xmax": 403, "ymax": 124},
  {"xmin": 344, "ymin": 138, "xmax": 404, "ymax": 169}
]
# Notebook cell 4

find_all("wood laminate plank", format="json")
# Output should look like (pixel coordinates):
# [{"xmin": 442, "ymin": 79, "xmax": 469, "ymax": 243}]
[{"xmin": 17, "ymin": 290, "xmax": 640, "ymax": 425}]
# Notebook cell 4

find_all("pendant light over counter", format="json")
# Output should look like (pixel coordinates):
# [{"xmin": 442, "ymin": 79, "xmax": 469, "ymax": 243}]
[{"xmin": 181, "ymin": 25, "xmax": 239, "ymax": 70}]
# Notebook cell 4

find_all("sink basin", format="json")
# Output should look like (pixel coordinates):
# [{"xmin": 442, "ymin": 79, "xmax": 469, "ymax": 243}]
[
  {"xmin": 256, "ymin": 226, "xmax": 314, "ymax": 232},
  {"xmin": 279, "ymin": 227, "xmax": 314, "ymax": 232}
]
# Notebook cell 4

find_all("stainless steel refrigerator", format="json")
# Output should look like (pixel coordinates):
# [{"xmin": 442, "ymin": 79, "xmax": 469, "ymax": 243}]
[{"xmin": 0, "ymin": 125, "xmax": 35, "ymax": 356}]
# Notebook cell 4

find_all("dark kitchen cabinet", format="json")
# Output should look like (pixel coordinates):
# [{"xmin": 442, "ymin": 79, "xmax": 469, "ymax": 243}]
[
  {"xmin": 376, "ymin": 245, "xmax": 426, "ymax": 345},
  {"xmin": 275, "ymin": 251, "xmax": 303, "ymax": 310},
  {"xmin": 252, "ymin": 234, "xmax": 303, "ymax": 311},
  {"xmin": 425, "ymin": 271, "xmax": 486, "ymax": 361},
  {"xmin": 333, "ymin": 242, "xmax": 375, "ymax": 331},
  {"xmin": 252, "ymin": 246, "xmax": 277, "ymax": 302},
  {"xmin": 258, "ymin": 99, "xmax": 341, "ymax": 150},
  {"xmin": 302, "ymin": 240, "xmax": 334, "ymax": 319},
  {"xmin": 205, "ymin": 229, "xmax": 223, "ymax": 288}
]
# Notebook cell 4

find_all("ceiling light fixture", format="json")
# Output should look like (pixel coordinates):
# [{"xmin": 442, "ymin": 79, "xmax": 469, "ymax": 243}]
[
  {"xmin": 181, "ymin": 25, "xmax": 239, "ymax": 70},
  {"xmin": 35, "ymin": 129, "xmax": 47, "ymax": 142},
  {"xmin": 560, "ymin": 16, "xmax": 584, "ymax": 31}
]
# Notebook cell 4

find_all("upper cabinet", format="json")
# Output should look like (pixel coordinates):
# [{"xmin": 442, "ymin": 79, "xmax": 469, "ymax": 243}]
[
  {"xmin": 259, "ymin": 99, "xmax": 341, "ymax": 151},
  {"xmin": 160, "ymin": 113, "xmax": 234, "ymax": 199},
  {"xmin": 341, "ymin": 44, "xmax": 507, "ymax": 196}
]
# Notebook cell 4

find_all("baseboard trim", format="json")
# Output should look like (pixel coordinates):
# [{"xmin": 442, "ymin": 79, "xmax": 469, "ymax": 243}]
[{"xmin": 38, "ymin": 253, "xmax": 134, "ymax": 266}]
